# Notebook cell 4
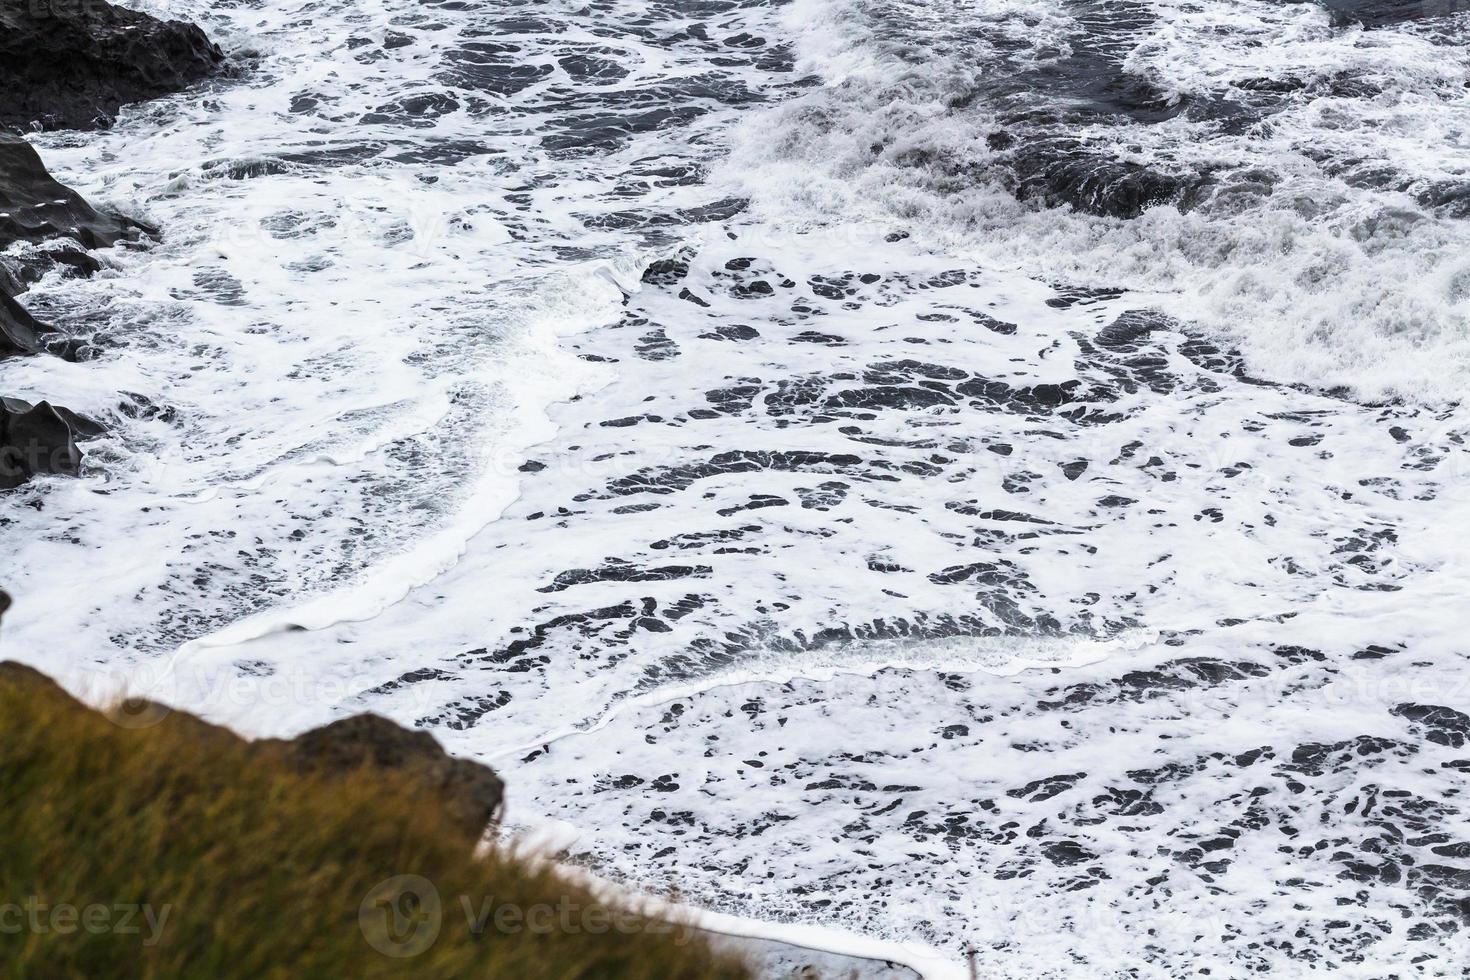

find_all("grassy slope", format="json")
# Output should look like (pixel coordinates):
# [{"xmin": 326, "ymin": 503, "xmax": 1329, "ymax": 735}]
[{"xmin": 0, "ymin": 671, "xmax": 751, "ymax": 979}]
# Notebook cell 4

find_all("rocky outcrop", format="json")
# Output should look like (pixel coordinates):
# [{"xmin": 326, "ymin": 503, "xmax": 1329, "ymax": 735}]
[
  {"xmin": 0, "ymin": 0, "xmax": 220, "ymax": 489},
  {"xmin": 263, "ymin": 714, "xmax": 507, "ymax": 838},
  {"xmin": 0, "ymin": 649, "xmax": 507, "ymax": 839},
  {"xmin": 1006, "ymin": 138, "xmax": 1207, "ymax": 219},
  {"xmin": 0, "ymin": 137, "xmax": 112, "ymax": 488},
  {"xmin": 0, "ymin": 0, "xmax": 223, "ymax": 132},
  {"xmin": 0, "ymin": 129, "xmax": 149, "ymax": 364},
  {"xmin": 1, "ymin": 587, "xmax": 500, "ymax": 833},
  {"xmin": 0, "ymin": 289, "xmax": 48, "ymax": 358},
  {"xmin": 0, "ymin": 131, "xmax": 145, "ymax": 250},
  {"xmin": 0, "ymin": 397, "xmax": 105, "ymax": 489},
  {"xmin": 0, "ymin": 160, "xmax": 108, "ymax": 490}
]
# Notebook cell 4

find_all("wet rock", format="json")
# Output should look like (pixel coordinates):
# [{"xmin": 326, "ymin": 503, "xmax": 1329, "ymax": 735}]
[
  {"xmin": 716, "ymin": 494, "xmax": 787, "ymax": 517},
  {"xmin": 0, "ymin": 396, "xmax": 104, "ymax": 490},
  {"xmin": 598, "ymin": 450, "xmax": 863, "ymax": 499},
  {"xmin": 0, "ymin": 289, "xmax": 48, "ymax": 358},
  {"xmin": 1317, "ymin": 0, "xmax": 1433, "ymax": 29},
  {"xmin": 538, "ymin": 561, "xmax": 714, "ymax": 594},
  {"xmin": 791, "ymin": 330, "xmax": 846, "ymax": 345},
  {"xmin": 1392, "ymin": 703, "xmax": 1470, "ymax": 749},
  {"xmin": 1351, "ymin": 644, "xmax": 1397, "ymax": 660},
  {"xmin": 795, "ymin": 481, "xmax": 849, "ymax": 511},
  {"xmin": 1038, "ymin": 656, "xmax": 1272, "ymax": 711},
  {"xmin": 826, "ymin": 384, "xmax": 956, "ymax": 412},
  {"xmin": 1040, "ymin": 839, "xmax": 1097, "ymax": 866},
  {"xmin": 955, "ymin": 376, "xmax": 1097, "ymax": 416},
  {"xmin": 1283, "ymin": 735, "xmax": 1410, "ymax": 777},
  {"xmin": 0, "ymin": 124, "xmax": 157, "ymax": 491},
  {"xmin": 1, "ymin": 243, "xmax": 103, "ymax": 300},
  {"xmin": 634, "ymin": 327, "xmax": 680, "ymax": 361},
  {"xmin": 1008, "ymin": 773, "xmax": 1085, "ymax": 802},
  {"xmin": 699, "ymin": 324, "xmax": 760, "ymax": 342},
  {"xmin": 0, "ymin": 131, "xmax": 144, "ymax": 252},
  {"xmin": 0, "ymin": 0, "xmax": 223, "ymax": 131},
  {"xmin": 1009, "ymin": 142, "xmax": 1205, "ymax": 219},
  {"xmin": 1060, "ymin": 459, "xmax": 1089, "ymax": 481},
  {"xmin": 266, "ymin": 713, "xmax": 506, "ymax": 838},
  {"xmin": 0, "ymin": 128, "xmax": 142, "ymax": 387},
  {"xmin": 642, "ymin": 256, "xmax": 690, "ymax": 285},
  {"xmin": 1094, "ymin": 309, "xmax": 1172, "ymax": 351},
  {"xmin": 1046, "ymin": 286, "xmax": 1124, "ymax": 310}
]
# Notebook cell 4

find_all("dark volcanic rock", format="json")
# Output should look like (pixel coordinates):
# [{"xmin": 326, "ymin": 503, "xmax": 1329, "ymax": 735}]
[
  {"xmin": 1392, "ymin": 703, "xmax": 1470, "ymax": 748},
  {"xmin": 0, "ymin": 0, "xmax": 222, "ymax": 132},
  {"xmin": 1316, "ymin": 0, "xmax": 1434, "ymax": 29},
  {"xmin": 0, "ymin": 128, "xmax": 143, "ymax": 357},
  {"xmin": 0, "ymin": 131, "xmax": 144, "ymax": 250},
  {"xmin": 268, "ymin": 714, "xmax": 507, "ymax": 837},
  {"xmin": 0, "ymin": 129, "xmax": 150, "ymax": 490},
  {"xmin": 0, "ymin": 396, "xmax": 104, "ymax": 489},
  {"xmin": 0, "ymin": 289, "xmax": 48, "ymax": 357},
  {"xmin": 1009, "ymin": 141, "xmax": 1205, "ymax": 219},
  {"xmin": 0, "ymin": 1, "xmax": 218, "ymax": 490}
]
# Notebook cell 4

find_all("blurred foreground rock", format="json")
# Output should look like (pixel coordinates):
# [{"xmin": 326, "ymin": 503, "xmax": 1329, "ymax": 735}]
[
  {"xmin": 0, "ymin": 646, "xmax": 506, "ymax": 838},
  {"xmin": 263, "ymin": 714, "xmax": 507, "ymax": 837}
]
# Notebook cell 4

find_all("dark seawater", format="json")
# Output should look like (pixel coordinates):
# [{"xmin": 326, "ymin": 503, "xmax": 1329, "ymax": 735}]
[{"xmin": 5, "ymin": 0, "xmax": 1470, "ymax": 974}]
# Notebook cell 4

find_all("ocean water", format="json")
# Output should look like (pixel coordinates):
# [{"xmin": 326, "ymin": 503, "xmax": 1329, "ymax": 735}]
[{"xmin": 6, "ymin": 0, "xmax": 1470, "ymax": 974}]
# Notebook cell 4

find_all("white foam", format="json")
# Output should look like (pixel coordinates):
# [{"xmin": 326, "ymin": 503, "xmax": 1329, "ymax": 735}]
[
  {"xmin": 9, "ymin": 1, "xmax": 1470, "ymax": 976},
  {"xmin": 722, "ymin": 0, "xmax": 1470, "ymax": 401}
]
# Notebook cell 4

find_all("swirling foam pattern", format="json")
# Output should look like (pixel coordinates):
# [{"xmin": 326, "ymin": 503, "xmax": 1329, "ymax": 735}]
[{"xmin": 5, "ymin": 0, "xmax": 1470, "ymax": 974}]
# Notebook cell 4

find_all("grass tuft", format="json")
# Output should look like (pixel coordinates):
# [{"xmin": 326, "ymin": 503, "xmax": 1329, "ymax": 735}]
[{"xmin": 0, "ymin": 669, "xmax": 751, "ymax": 979}]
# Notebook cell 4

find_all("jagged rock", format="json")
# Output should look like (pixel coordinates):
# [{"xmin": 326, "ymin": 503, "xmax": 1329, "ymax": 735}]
[
  {"xmin": 0, "ymin": 128, "xmax": 143, "ymax": 363},
  {"xmin": 1393, "ymin": 703, "xmax": 1470, "ymax": 748},
  {"xmin": 0, "ymin": 0, "xmax": 221, "ymax": 495},
  {"xmin": 0, "ymin": 653, "xmax": 507, "ymax": 839},
  {"xmin": 3, "ymin": 244, "xmax": 104, "ymax": 299},
  {"xmin": 267, "ymin": 714, "xmax": 507, "ymax": 837},
  {"xmin": 1318, "ymin": 0, "xmax": 1430, "ymax": 29},
  {"xmin": 0, "ymin": 0, "xmax": 222, "ymax": 132},
  {"xmin": 1008, "ymin": 141, "xmax": 1205, "ymax": 219},
  {"xmin": 0, "ymin": 260, "xmax": 24, "ymax": 299},
  {"xmin": 0, "ymin": 396, "xmax": 104, "ymax": 489},
  {"xmin": 0, "ymin": 131, "xmax": 144, "ymax": 252},
  {"xmin": 0, "ymin": 134, "xmax": 127, "ymax": 488},
  {"xmin": 0, "ymin": 289, "xmax": 48, "ymax": 358}
]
